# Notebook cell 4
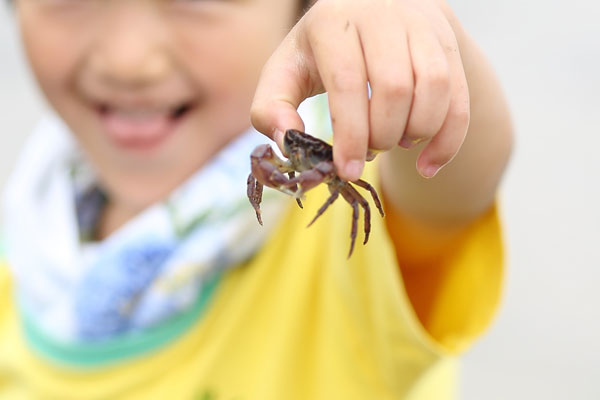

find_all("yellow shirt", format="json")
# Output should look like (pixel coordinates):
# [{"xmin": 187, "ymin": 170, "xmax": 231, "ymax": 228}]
[{"xmin": 0, "ymin": 176, "xmax": 503, "ymax": 400}]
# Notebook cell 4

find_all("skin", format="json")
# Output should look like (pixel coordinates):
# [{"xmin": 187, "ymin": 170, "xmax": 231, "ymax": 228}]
[
  {"xmin": 16, "ymin": 0, "xmax": 300, "ymax": 238},
  {"xmin": 17, "ymin": 0, "xmax": 512, "ymax": 262},
  {"xmin": 251, "ymin": 0, "xmax": 513, "ymax": 257}
]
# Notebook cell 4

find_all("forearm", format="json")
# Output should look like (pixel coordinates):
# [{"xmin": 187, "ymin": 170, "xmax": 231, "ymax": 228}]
[{"xmin": 379, "ymin": 11, "xmax": 513, "ymax": 229}]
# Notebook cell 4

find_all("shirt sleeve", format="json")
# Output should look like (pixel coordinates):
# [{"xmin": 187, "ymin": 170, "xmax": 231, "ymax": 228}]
[{"xmin": 386, "ymin": 203, "xmax": 504, "ymax": 353}]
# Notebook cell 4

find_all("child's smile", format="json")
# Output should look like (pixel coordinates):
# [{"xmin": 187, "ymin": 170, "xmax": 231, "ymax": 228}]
[
  {"xmin": 16, "ymin": 0, "xmax": 299, "ymax": 230},
  {"xmin": 86, "ymin": 87, "xmax": 199, "ymax": 152},
  {"xmin": 97, "ymin": 103, "xmax": 192, "ymax": 151}
]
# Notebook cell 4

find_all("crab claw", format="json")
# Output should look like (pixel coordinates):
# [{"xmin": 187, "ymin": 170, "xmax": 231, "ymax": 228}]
[
  {"xmin": 250, "ymin": 145, "xmax": 296, "ymax": 195},
  {"xmin": 248, "ymin": 144, "xmax": 302, "ymax": 224}
]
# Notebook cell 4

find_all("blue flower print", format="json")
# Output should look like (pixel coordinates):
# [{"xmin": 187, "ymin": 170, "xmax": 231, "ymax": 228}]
[{"xmin": 75, "ymin": 239, "xmax": 175, "ymax": 340}]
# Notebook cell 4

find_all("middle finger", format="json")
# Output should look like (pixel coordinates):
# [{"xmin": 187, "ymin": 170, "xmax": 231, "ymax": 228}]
[{"xmin": 307, "ymin": 14, "xmax": 369, "ymax": 182}]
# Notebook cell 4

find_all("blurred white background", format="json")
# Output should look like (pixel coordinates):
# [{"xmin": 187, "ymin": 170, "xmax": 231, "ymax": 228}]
[{"xmin": 1, "ymin": 1, "xmax": 599, "ymax": 399}]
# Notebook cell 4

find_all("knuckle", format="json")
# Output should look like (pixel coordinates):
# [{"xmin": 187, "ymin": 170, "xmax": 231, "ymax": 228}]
[
  {"xmin": 374, "ymin": 73, "xmax": 413, "ymax": 102},
  {"xmin": 385, "ymin": 81, "xmax": 413, "ymax": 101},
  {"xmin": 329, "ymin": 70, "xmax": 366, "ymax": 93},
  {"xmin": 421, "ymin": 63, "xmax": 450, "ymax": 93},
  {"xmin": 250, "ymin": 100, "xmax": 273, "ymax": 132}
]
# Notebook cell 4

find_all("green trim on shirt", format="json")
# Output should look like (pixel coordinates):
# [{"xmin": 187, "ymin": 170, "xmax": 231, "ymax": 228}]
[{"xmin": 20, "ymin": 272, "xmax": 222, "ymax": 368}]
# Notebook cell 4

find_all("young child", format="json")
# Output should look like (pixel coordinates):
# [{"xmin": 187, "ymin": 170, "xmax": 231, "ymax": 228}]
[{"xmin": 0, "ymin": 0, "xmax": 512, "ymax": 398}]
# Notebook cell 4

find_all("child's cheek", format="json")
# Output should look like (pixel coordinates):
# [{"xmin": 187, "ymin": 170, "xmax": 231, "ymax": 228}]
[
  {"xmin": 182, "ymin": 2, "xmax": 296, "ymax": 89},
  {"xmin": 175, "ymin": 25, "xmax": 286, "ymax": 132},
  {"xmin": 17, "ymin": 4, "xmax": 91, "ymax": 119}
]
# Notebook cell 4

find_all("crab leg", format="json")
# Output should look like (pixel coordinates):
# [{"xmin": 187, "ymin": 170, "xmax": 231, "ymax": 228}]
[
  {"xmin": 353, "ymin": 179, "xmax": 385, "ymax": 217},
  {"xmin": 288, "ymin": 171, "xmax": 303, "ymax": 209},
  {"xmin": 292, "ymin": 167, "xmax": 329, "ymax": 197},
  {"xmin": 345, "ymin": 184, "xmax": 372, "ymax": 245},
  {"xmin": 340, "ymin": 187, "xmax": 360, "ymax": 258},
  {"xmin": 306, "ymin": 190, "xmax": 339, "ymax": 228},
  {"xmin": 247, "ymin": 173, "xmax": 264, "ymax": 225}
]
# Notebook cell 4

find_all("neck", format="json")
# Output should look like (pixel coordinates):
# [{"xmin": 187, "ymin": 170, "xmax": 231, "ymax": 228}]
[{"xmin": 95, "ymin": 198, "xmax": 146, "ymax": 240}]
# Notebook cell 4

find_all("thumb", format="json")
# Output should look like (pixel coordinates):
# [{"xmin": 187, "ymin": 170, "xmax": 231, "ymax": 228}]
[{"xmin": 251, "ymin": 34, "xmax": 315, "ymax": 153}]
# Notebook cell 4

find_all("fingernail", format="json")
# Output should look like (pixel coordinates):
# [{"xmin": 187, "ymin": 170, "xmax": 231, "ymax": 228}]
[
  {"xmin": 366, "ymin": 149, "xmax": 379, "ymax": 162},
  {"xmin": 344, "ymin": 160, "xmax": 364, "ymax": 181},
  {"xmin": 273, "ymin": 129, "xmax": 285, "ymax": 152},
  {"xmin": 399, "ymin": 137, "xmax": 423, "ymax": 149},
  {"xmin": 399, "ymin": 137, "xmax": 414, "ymax": 149},
  {"xmin": 421, "ymin": 164, "xmax": 442, "ymax": 179}
]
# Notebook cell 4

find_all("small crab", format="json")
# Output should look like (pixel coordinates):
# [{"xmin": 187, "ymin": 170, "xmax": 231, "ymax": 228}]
[{"xmin": 247, "ymin": 129, "xmax": 384, "ymax": 258}]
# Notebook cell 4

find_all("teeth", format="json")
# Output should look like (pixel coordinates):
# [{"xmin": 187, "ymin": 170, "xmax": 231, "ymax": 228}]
[
  {"xmin": 103, "ymin": 103, "xmax": 190, "ymax": 120},
  {"xmin": 112, "ymin": 108, "xmax": 168, "ymax": 120}
]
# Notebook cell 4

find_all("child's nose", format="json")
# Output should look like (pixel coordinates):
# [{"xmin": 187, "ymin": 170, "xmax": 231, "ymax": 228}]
[{"xmin": 88, "ymin": 4, "xmax": 172, "ymax": 88}]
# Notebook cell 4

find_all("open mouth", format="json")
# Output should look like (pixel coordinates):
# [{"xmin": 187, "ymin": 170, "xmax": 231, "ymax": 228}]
[
  {"xmin": 96, "ymin": 101, "xmax": 196, "ymax": 150},
  {"xmin": 171, "ymin": 103, "xmax": 192, "ymax": 119},
  {"xmin": 97, "ymin": 102, "xmax": 194, "ymax": 121}
]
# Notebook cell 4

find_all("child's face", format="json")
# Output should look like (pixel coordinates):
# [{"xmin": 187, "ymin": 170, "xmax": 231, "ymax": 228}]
[{"xmin": 17, "ymin": 0, "xmax": 299, "ymax": 209}]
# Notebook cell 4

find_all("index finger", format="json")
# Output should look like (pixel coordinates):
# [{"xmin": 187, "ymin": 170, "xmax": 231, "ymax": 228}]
[{"xmin": 251, "ymin": 30, "xmax": 309, "ymax": 152}]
